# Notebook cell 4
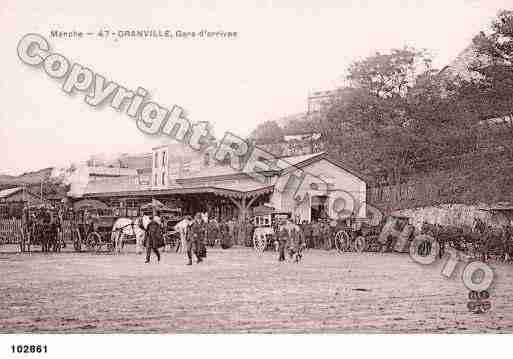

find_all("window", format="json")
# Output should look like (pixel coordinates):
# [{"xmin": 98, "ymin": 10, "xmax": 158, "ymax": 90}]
[
  {"xmin": 162, "ymin": 172, "xmax": 165, "ymax": 186},
  {"xmin": 162, "ymin": 151, "xmax": 166, "ymax": 168},
  {"xmin": 154, "ymin": 152, "xmax": 158, "ymax": 168},
  {"xmin": 155, "ymin": 174, "xmax": 158, "ymax": 186},
  {"xmin": 204, "ymin": 152, "xmax": 210, "ymax": 166}
]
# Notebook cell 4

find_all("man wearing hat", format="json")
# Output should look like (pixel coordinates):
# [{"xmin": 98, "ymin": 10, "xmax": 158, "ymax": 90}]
[
  {"xmin": 277, "ymin": 218, "xmax": 290, "ymax": 262},
  {"xmin": 186, "ymin": 213, "xmax": 206, "ymax": 265}
]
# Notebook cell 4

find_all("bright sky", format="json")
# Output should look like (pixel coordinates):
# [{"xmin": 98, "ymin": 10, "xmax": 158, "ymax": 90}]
[{"xmin": 0, "ymin": 0, "xmax": 510, "ymax": 174}]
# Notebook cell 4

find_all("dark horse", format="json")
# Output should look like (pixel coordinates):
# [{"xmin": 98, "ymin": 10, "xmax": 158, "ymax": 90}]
[
  {"xmin": 421, "ymin": 222, "xmax": 480, "ymax": 259},
  {"xmin": 420, "ymin": 222, "xmax": 464, "ymax": 258},
  {"xmin": 34, "ymin": 210, "xmax": 61, "ymax": 253},
  {"xmin": 474, "ymin": 218, "xmax": 511, "ymax": 262}
]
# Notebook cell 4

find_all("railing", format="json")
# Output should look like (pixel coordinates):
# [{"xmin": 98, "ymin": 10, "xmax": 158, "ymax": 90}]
[
  {"xmin": 0, "ymin": 219, "xmax": 23, "ymax": 245},
  {"xmin": 0, "ymin": 219, "xmax": 75, "ymax": 246}
]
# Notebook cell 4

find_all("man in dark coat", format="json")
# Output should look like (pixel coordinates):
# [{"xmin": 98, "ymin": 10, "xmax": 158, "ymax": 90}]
[
  {"xmin": 186, "ymin": 213, "xmax": 205, "ymax": 265},
  {"xmin": 312, "ymin": 220, "xmax": 321, "ymax": 249},
  {"xmin": 145, "ymin": 217, "xmax": 163, "ymax": 263},
  {"xmin": 320, "ymin": 220, "xmax": 332, "ymax": 250},
  {"xmin": 302, "ymin": 220, "xmax": 313, "ymax": 249},
  {"xmin": 288, "ymin": 222, "xmax": 305, "ymax": 262},
  {"xmin": 206, "ymin": 218, "xmax": 219, "ymax": 247},
  {"xmin": 219, "ymin": 219, "xmax": 231, "ymax": 249},
  {"xmin": 277, "ymin": 220, "xmax": 289, "ymax": 262}
]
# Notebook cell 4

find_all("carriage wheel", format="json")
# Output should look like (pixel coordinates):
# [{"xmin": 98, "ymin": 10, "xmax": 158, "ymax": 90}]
[
  {"xmin": 353, "ymin": 236, "xmax": 367, "ymax": 253},
  {"xmin": 334, "ymin": 230, "xmax": 350, "ymax": 253},
  {"xmin": 253, "ymin": 233, "xmax": 266, "ymax": 253},
  {"xmin": 86, "ymin": 232, "xmax": 101, "ymax": 252}
]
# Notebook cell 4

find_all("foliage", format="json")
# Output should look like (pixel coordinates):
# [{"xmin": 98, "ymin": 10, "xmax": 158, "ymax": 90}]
[
  {"xmin": 322, "ymin": 47, "xmax": 440, "ymax": 187},
  {"xmin": 457, "ymin": 9, "xmax": 513, "ymax": 155},
  {"xmin": 249, "ymin": 120, "xmax": 285, "ymax": 144}
]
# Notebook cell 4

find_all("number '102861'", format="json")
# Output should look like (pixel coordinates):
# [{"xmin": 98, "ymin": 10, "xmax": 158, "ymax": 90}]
[{"xmin": 11, "ymin": 345, "xmax": 47, "ymax": 354}]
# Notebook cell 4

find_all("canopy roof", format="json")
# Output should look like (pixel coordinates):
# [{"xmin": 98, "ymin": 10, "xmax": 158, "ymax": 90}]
[
  {"xmin": 82, "ymin": 184, "xmax": 275, "ymax": 200},
  {"xmin": 73, "ymin": 199, "xmax": 109, "ymax": 211}
]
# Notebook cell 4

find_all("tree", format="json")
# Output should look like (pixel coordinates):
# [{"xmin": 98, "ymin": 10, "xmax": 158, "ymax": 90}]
[
  {"xmin": 322, "ymin": 47, "xmax": 436, "ymax": 191},
  {"xmin": 347, "ymin": 47, "xmax": 432, "ymax": 99},
  {"xmin": 458, "ymin": 10, "xmax": 513, "ymax": 155},
  {"xmin": 250, "ymin": 120, "xmax": 285, "ymax": 144}
]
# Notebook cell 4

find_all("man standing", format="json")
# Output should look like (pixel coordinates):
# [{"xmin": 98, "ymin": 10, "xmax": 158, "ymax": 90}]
[
  {"xmin": 320, "ymin": 220, "xmax": 331, "ymax": 250},
  {"xmin": 302, "ymin": 220, "xmax": 313, "ymax": 249},
  {"xmin": 174, "ymin": 215, "xmax": 192, "ymax": 254},
  {"xmin": 219, "ymin": 219, "xmax": 231, "ymax": 249},
  {"xmin": 186, "ymin": 213, "xmax": 205, "ymax": 265},
  {"xmin": 289, "ymin": 221, "xmax": 305, "ymax": 262},
  {"xmin": 277, "ymin": 219, "xmax": 289, "ymax": 262},
  {"xmin": 145, "ymin": 212, "xmax": 163, "ymax": 263},
  {"xmin": 312, "ymin": 220, "xmax": 321, "ymax": 249},
  {"xmin": 206, "ymin": 218, "xmax": 219, "ymax": 247},
  {"xmin": 227, "ymin": 218, "xmax": 236, "ymax": 246}
]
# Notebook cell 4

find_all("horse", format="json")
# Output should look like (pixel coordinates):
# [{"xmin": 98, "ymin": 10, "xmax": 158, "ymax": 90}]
[
  {"xmin": 46, "ymin": 219, "xmax": 61, "ymax": 252},
  {"xmin": 110, "ymin": 216, "xmax": 150, "ymax": 254},
  {"xmin": 474, "ymin": 218, "xmax": 508, "ymax": 262},
  {"xmin": 174, "ymin": 217, "xmax": 193, "ymax": 254}
]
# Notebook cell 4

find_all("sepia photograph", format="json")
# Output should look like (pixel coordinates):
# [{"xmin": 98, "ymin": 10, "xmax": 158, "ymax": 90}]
[{"xmin": 1, "ymin": 0, "xmax": 512, "ymax": 357}]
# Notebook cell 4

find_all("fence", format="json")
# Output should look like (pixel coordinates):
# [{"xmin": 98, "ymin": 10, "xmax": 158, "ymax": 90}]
[
  {"xmin": 0, "ymin": 219, "xmax": 23, "ymax": 245},
  {"xmin": 61, "ymin": 220, "xmax": 73, "ymax": 243},
  {"xmin": 0, "ymin": 219, "xmax": 74, "ymax": 246}
]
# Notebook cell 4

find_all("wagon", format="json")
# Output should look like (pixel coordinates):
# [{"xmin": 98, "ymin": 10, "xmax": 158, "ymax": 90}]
[
  {"xmin": 71, "ymin": 200, "xmax": 117, "ymax": 252},
  {"xmin": 84, "ymin": 215, "xmax": 118, "ymax": 252},
  {"xmin": 332, "ymin": 215, "xmax": 414, "ymax": 254}
]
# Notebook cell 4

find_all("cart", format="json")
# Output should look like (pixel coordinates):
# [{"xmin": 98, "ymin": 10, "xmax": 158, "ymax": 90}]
[
  {"xmin": 332, "ymin": 215, "xmax": 413, "ymax": 254},
  {"xmin": 71, "ymin": 200, "xmax": 116, "ymax": 252}
]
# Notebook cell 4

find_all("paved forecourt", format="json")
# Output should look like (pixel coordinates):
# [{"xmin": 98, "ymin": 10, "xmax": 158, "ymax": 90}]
[{"xmin": 0, "ymin": 246, "xmax": 512, "ymax": 333}]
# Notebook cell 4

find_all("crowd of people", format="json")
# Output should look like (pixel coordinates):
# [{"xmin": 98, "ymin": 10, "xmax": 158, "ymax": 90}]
[
  {"xmin": 143, "ymin": 212, "xmax": 336, "ymax": 265},
  {"xmin": 299, "ymin": 219, "xmax": 334, "ymax": 250},
  {"xmin": 17, "ymin": 204, "xmax": 337, "ymax": 264}
]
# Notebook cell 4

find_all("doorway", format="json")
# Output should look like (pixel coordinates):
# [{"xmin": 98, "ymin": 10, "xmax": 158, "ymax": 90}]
[{"xmin": 311, "ymin": 195, "xmax": 328, "ymax": 221}]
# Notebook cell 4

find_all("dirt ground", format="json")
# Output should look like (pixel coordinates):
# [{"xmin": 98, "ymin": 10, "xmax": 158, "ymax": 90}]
[{"xmin": 0, "ymin": 245, "xmax": 512, "ymax": 333}]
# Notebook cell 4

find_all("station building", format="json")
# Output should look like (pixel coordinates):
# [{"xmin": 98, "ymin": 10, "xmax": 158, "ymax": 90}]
[{"xmin": 69, "ymin": 143, "xmax": 366, "ymax": 222}]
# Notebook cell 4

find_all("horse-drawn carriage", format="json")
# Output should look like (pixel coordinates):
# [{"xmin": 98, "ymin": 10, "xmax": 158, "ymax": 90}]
[
  {"xmin": 252, "ymin": 205, "xmax": 292, "ymax": 253},
  {"xmin": 332, "ymin": 215, "xmax": 415, "ymax": 254},
  {"xmin": 331, "ymin": 206, "xmax": 513, "ymax": 262},
  {"xmin": 419, "ymin": 206, "xmax": 513, "ymax": 262},
  {"xmin": 69, "ymin": 200, "xmax": 118, "ymax": 252}
]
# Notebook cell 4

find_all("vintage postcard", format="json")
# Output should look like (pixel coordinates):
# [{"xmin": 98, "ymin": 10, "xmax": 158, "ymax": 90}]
[{"xmin": 0, "ymin": 0, "xmax": 512, "ymax": 356}]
